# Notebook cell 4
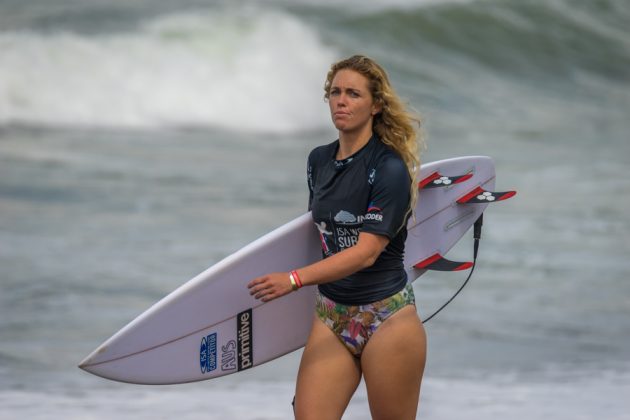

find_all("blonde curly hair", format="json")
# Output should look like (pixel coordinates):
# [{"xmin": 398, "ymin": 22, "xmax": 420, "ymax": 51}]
[{"xmin": 324, "ymin": 54, "xmax": 425, "ymax": 214}]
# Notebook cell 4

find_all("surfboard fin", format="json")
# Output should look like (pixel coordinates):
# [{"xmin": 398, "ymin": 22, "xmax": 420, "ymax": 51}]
[
  {"xmin": 418, "ymin": 172, "xmax": 473, "ymax": 189},
  {"xmin": 413, "ymin": 253, "xmax": 473, "ymax": 272},
  {"xmin": 456, "ymin": 186, "xmax": 516, "ymax": 204}
]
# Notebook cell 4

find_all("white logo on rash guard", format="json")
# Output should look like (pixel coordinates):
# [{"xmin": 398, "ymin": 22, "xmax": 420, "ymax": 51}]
[
  {"xmin": 334, "ymin": 210, "xmax": 357, "ymax": 224},
  {"xmin": 368, "ymin": 168, "xmax": 376, "ymax": 185},
  {"xmin": 315, "ymin": 221, "xmax": 333, "ymax": 256},
  {"xmin": 365, "ymin": 202, "xmax": 384, "ymax": 222},
  {"xmin": 331, "ymin": 210, "xmax": 360, "ymax": 251}
]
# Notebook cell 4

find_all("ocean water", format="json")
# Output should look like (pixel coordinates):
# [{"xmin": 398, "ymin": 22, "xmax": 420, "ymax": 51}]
[{"xmin": 1, "ymin": 0, "xmax": 630, "ymax": 418}]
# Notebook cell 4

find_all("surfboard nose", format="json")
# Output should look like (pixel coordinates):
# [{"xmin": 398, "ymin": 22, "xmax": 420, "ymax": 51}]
[
  {"xmin": 78, "ymin": 360, "xmax": 90, "ymax": 371},
  {"xmin": 78, "ymin": 342, "xmax": 109, "ymax": 371},
  {"xmin": 77, "ymin": 344, "xmax": 143, "ymax": 383}
]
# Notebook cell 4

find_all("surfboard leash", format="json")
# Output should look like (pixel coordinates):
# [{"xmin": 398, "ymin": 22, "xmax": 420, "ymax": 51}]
[{"xmin": 421, "ymin": 213, "xmax": 483, "ymax": 323}]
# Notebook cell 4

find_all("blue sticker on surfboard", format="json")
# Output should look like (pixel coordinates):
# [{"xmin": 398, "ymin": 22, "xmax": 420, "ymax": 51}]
[{"xmin": 200, "ymin": 333, "xmax": 217, "ymax": 374}]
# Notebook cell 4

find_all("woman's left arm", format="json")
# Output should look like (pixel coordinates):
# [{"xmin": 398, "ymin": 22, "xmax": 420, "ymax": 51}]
[{"xmin": 247, "ymin": 231, "xmax": 389, "ymax": 302}]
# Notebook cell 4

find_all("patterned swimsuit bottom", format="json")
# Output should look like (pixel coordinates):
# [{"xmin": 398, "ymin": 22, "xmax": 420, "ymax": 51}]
[{"xmin": 315, "ymin": 283, "xmax": 416, "ymax": 357}]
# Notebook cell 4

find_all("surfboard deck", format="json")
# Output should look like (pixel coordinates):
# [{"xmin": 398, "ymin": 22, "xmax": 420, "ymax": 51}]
[{"xmin": 79, "ymin": 156, "xmax": 498, "ymax": 384}]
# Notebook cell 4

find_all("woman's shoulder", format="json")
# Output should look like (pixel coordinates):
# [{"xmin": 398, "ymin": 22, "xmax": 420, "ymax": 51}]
[
  {"xmin": 308, "ymin": 140, "xmax": 337, "ymax": 164},
  {"xmin": 371, "ymin": 139, "xmax": 407, "ymax": 172}
]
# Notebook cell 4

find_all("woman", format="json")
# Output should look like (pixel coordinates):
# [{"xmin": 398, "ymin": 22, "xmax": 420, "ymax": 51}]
[{"xmin": 248, "ymin": 55, "xmax": 426, "ymax": 419}]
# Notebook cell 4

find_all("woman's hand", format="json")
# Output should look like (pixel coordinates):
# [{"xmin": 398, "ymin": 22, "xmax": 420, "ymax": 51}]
[{"xmin": 247, "ymin": 272, "xmax": 294, "ymax": 302}]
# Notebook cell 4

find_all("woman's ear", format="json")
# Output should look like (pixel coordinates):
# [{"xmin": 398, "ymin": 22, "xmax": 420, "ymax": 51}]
[{"xmin": 372, "ymin": 100, "xmax": 383, "ymax": 116}]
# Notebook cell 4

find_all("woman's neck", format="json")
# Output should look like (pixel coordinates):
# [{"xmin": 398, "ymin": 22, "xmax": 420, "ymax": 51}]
[{"xmin": 337, "ymin": 129, "xmax": 373, "ymax": 160}]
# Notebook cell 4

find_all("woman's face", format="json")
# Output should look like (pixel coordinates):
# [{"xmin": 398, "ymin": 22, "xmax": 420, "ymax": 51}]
[{"xmin": 328, "ymin": 69, "xmax": 381, "ymax": 135}]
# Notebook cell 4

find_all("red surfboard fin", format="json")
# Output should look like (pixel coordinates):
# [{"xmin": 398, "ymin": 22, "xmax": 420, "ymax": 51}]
[
  {"xmin": 413, "ymin": 253, "xmax": 473, "ymax": 272},
  {"xmin": 457, "ymin": 186, "xmax": 516, "ymax": 204},
  {"xmin": 418, "ymin": 172, "xmax": 473, "ymax": 189}
]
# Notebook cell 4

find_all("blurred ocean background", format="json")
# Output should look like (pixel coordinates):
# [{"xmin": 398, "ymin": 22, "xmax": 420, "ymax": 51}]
[{"xmin": 1, "ymin": 0, "xmax": 629, "ymax": 418}]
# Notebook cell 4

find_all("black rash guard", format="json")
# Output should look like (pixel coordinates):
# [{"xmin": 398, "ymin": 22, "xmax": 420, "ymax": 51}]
[{"xmin": 307, "ymin": 134, "xmax": 412, "ymax": 305}]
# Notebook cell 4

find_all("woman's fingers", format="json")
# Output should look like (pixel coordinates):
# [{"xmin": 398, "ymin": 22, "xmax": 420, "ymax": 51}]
[
  {"xmin": 247, "ymin": 276, "xmax": 266, "ymax": 290},
  {"xmin": 248, "ymin": 275, "xmax": 275, "ymax": 301},
  {"xmin": 248, "ymin": 279, "xmax": 266, "ymax": 296},
  {"xmin": 248, "ymin": 273, "xmax": 292, "ymax": 302},
  {"xmin": 248, "ymin": 276, "xmax": 270, "ymax": 293}
]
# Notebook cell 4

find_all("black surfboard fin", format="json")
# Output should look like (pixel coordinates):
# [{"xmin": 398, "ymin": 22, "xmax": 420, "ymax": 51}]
[
  {"xmin": 457, "ymin": 186, "xmax": 516, "ymax": 204},
  {"xmin": 413, "ymin": 253, "xmax": 473, "ymax": 272},
  {"xmin": 418, "ymin": 172, "xmax": 473, "ymax": 189}
]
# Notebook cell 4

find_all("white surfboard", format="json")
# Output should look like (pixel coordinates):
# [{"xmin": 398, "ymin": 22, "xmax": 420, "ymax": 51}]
[{"xmin": 79, "ymin": 156, "xmax": 511, "ymax": 384}]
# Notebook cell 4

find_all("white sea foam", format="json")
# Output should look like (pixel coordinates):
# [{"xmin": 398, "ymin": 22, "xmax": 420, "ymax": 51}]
[
  {"xmin": 1, "ymin": 369, "xmax": 629, "ymax": 420},
  {"xmin": 271, "ymin": 0, "xmax": 476, "ymax": 11},
  {"xmin": 0, "ymin": 8, "xmax": 337, "ymax": 133}
]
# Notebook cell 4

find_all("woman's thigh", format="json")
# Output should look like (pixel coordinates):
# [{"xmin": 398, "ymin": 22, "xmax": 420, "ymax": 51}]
[
  {"xmin": 294, "ymin": 317, "xmax": 362, "ymax": 420},
  {"xmin": 361, "ymin": 305, "xmax": 427, "ymax": 420}
]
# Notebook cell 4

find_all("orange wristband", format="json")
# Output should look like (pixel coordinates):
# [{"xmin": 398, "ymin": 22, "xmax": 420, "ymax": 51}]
[
  {"xmin": 289, "ymin": 274, "xmax": 299, "ymax": 291},
  {"xmin": 290, "ymin": 270, "xmax": 303, "ymax": 289}
]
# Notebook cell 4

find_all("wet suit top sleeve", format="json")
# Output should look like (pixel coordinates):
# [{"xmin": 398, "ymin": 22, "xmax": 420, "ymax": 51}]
[{"xmin": 361, "ymin": 153, "xmax": 411, "ymax": 241}]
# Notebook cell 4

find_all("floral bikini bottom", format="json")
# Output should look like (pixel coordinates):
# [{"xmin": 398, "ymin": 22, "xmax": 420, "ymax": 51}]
[{"xmin": 315, "ymin": 283, "xmax": 416, "ymax": 357}]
